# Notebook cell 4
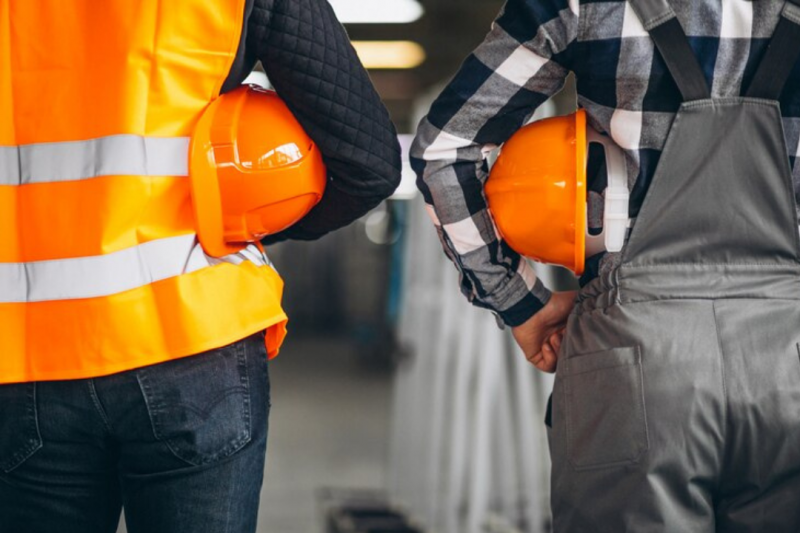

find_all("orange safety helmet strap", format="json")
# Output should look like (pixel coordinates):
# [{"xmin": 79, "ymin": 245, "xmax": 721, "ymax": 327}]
[{"xmin": 190, "ymin": 92, "xmax": 245, "ymax": 258}]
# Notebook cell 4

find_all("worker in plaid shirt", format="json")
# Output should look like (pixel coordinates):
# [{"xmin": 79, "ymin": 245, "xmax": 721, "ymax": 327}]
[{"xmin": 411, "ymin": 0, "xmax": 800, "ymax": 372}]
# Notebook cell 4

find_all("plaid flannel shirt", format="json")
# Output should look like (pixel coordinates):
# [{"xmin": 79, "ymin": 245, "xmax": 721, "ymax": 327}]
[{"xmin": 411, "ymin": 0, "xmax": 800, "ymax": 328}]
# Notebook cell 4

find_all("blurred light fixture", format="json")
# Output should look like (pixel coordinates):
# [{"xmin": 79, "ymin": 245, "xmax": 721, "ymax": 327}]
[
  {"xmin": 329, "ymin": 0, "xmax": 424, "ymax": 24},
  {"xmin": 351, "ymin": 41, "xmax": 426, "ymax": 70}
]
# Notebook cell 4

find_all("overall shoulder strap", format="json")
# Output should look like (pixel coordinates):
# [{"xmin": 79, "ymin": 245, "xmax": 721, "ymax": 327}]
[
  {"xmin": 745, "ymin": 1, "xmax": 800, "ymax": 100},
  {"xmin": 628, "ymin": 0, "xmax": 710, "ymax": 102}
]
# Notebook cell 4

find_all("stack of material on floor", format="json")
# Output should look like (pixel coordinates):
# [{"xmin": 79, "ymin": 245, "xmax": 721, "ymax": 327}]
[{"xmin": 321, "ymin": 489, "xmax": 424, "ymax": 533}]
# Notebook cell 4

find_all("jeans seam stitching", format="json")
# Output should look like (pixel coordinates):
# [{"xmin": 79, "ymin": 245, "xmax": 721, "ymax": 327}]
[
  {"xmin": 0, "ymin": 384, "xmax": 43, "ymax": 473},
  {"xmin": 135, "ymin": 371, "xmax": 171, "ymax": 454},
  {"xmin": 239, "ymin": 339, "xmax": 252, "ymax": 449},
  {"xmin": 194, "ymin": 341, "xmax": 252, "ymax": 465},
  {"xmin": 87, "ymin": 379, "xmax": 113, "ymax": 434}
]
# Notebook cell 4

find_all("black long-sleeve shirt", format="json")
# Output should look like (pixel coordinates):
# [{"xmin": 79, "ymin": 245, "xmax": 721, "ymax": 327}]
[{"xmin": 223, "ymin": 0, "xmax": 402, "ymax": 243}]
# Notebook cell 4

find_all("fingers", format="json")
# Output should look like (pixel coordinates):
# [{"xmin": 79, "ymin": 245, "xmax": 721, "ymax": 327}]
[
  {"xmin": 542, "ymin": 340, "xmax": 559, "ymax": 372},
  {"xmin": 528, "ymin": 342, "xmax": 558, "ymax": 374},
  {"xmin": 514, "ymin": 313, "xmax": 569, "ymax": 374},
  {"xmin": 525, "ymin": 330, "xmax": 566, "ymax": 374},
  {"xmin": 550, "ymin": 331, "xmax": 563, "ymax": 354}
]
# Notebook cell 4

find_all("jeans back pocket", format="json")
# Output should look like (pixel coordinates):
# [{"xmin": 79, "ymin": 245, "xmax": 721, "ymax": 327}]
[
  {"xmin": 0, "ymin": 383, "xmax": 42, "ymax": 473},
  {"xmin": 136, "ymin": 342, "xmax": 252, "ymax": 466},
  {"xmin": 562, "ymin": 346, "xmax": 649, "ymax": 470}
]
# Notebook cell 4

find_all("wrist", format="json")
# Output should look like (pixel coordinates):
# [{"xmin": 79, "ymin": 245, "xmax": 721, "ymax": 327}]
[{"xmin": 500, "ymin": 289, "xmax": 551, "ymax": 327}]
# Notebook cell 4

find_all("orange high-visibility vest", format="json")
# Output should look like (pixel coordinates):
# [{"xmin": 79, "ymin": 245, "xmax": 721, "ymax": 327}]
[{"xmin": 0, "ymin": 0, "xmax": 288, "ymax": 384}]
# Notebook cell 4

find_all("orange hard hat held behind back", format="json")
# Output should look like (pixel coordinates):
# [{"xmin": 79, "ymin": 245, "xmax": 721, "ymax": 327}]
[
  {"xmin": 190, "ymin": 85, "xmax": 327, "ymax": 258},
  {"xmin": 485, "ymin": 109, "xmax": 629, "ymax": 276}
]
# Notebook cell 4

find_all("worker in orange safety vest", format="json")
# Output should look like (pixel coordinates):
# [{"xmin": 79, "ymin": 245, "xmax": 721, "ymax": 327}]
[{"xmin": 0, "ymin": 1, "xmax": 401, "ymax": 531}]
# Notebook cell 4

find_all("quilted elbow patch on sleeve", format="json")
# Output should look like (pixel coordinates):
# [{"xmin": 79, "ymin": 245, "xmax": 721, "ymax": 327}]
[{"xmin": 248, "ymin": 0, "xmax": 402, "ymax": 197}]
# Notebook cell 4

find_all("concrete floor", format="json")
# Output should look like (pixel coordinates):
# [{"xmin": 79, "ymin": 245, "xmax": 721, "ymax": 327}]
[
  {"xmin": 257, "ymin": 336, "xmax": 393, "ymax": 532},
  {"xmin": 118, "ymin": 336, "xmax": 393, "ymax": 533}
]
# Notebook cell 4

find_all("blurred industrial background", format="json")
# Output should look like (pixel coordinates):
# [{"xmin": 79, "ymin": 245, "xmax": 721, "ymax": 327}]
[
  {"xmin": 121, "ymin": 1, "xmax": 577, "ymax": 532},
  {"xmin": 337, "ymin": 0, "xmax": 508, "ymax": 134},
  {"xmin": 265, "ymin": 1, "xmax": 579, "ymax": 532}
]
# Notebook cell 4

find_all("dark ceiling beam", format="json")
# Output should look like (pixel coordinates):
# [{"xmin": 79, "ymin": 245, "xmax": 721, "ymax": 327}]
[
  {"xmin": 343, "ymin": 0, "xmax": 505, "ymax": 133},
  {"xmin": 345, "ymin": 1, "xmax": 502, "ymax": 88}
]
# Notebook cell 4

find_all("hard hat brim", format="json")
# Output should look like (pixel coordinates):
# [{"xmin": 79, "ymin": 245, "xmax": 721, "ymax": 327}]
[
  {"xmin": 572, "ymin": 109, "xmax": 588, "ymax": 276},
  {"xmin": 189, "ymin": 96, "xmax": 247, "ymax": 258}
]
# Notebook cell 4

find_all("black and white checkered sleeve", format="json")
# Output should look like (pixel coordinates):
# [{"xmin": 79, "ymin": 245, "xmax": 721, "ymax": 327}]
[{"xmin": 410, "ymin": 0, "xmax": 578, "ymax": 327}]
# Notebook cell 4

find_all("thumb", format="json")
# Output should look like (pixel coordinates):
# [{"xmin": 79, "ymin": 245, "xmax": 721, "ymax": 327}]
[{"xmin": 529, "ymin": 342, "xmax": 558, "ymax": 373}]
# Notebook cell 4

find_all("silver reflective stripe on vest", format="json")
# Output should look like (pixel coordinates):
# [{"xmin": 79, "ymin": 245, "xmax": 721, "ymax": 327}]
[
  {"xmin": 0, "ymin": 237, "xmax": 271, "ymax": 303},
  {"xmin": 0, "ymin": 135, "xmax": 190, "ymax": 185}
]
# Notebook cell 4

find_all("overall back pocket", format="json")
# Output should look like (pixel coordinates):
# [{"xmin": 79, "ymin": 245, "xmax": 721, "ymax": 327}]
[{"xmin": 561, "ymin": 346, "xmax": 649, "ymax": 470}]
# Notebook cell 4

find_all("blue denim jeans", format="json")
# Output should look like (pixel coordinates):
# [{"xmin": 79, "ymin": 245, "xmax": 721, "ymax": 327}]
[{"xmin": 0, "ymin": 333, "xmax": 270, "ymax": 533}]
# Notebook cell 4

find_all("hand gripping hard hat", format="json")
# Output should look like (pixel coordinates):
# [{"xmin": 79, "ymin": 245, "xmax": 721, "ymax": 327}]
[
  {"xmin": 485, "ymin": 110, "xmax": 629, "ymax": 275},
  {"xmin": 190, "ymin": 84, "xmax": 327, "ymax": 258}
]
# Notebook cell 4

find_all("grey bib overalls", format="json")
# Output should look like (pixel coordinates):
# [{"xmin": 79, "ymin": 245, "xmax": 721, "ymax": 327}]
[{"xmin": 548, "ymin": 1, "xmax": 800, "ymax": 531}]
